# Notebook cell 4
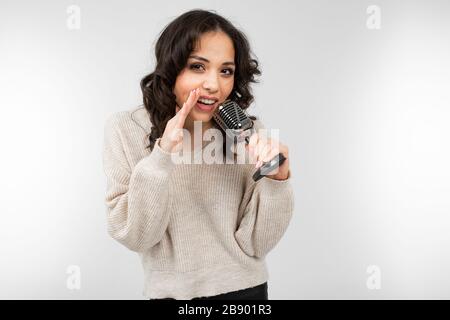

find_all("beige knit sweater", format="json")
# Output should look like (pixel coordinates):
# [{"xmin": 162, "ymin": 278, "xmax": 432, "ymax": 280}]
[{"xmin": 102, "ymin": 105, "xmax": 295, "ymax": 299}]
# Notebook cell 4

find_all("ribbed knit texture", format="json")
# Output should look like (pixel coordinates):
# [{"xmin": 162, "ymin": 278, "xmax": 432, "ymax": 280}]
[{"xmin": 102, "ymin": 105, "xmax": 295, "ymax": 299}]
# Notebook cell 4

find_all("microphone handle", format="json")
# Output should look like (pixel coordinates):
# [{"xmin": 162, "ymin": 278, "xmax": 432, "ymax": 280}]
[
  {"xmin": 252, "ymin": 152, "xmax": 287, "ymax": 182},
  {"xmin": 243, "ymin": 136, "xmax": 287, "ymax": 182}
]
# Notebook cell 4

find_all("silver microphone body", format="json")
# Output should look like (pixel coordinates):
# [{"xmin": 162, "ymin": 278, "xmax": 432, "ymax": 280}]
[{"xmin": 213, "ymin": 99, "xmax": 286, "ymax": 182}]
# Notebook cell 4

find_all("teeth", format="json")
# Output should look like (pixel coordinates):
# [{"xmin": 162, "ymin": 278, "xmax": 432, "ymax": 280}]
[{"xmin": 198, "ymin": 98, "xmax": 216, "ymax": 105}]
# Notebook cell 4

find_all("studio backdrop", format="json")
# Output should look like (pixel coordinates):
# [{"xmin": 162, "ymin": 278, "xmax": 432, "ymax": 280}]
[{"xmin": 1, "ymin": 0, "xmax": 449, "ymax": 299}]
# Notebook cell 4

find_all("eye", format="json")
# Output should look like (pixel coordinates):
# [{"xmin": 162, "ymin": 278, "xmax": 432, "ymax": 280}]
[
  {"xmin": 189, "ymin": 63, "xmax": 204, "ymax": 71},
  {"xmin": 223, "ymin": 68, "xmax": 235, "ymax": 76},
  {"xmin": 189, "ymin": 63, "xmax": 234, "ymax": 76}
]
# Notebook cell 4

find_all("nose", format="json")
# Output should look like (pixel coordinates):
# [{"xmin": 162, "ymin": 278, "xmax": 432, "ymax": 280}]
[{"xmin": 201, "ymin": 70, "xmax": 220, "ymax": 93}]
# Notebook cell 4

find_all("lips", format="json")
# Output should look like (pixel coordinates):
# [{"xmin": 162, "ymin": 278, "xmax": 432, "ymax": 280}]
[
  {"xmin": 198, "ymin": 96, "xmax": 219, "ymax": 102},
  {"xmin": 196, "ymin": 100, "xmax": 218, "ymax": 112}
]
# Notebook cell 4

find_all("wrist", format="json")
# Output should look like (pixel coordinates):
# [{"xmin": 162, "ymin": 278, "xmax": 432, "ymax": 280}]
[
  {"xmin": 158, "ymin": 138, "xmax": 172, "ymax": 153},
  {"xmin": 268, "ymin": 169, "xmax": 290, "ymax": 181}
]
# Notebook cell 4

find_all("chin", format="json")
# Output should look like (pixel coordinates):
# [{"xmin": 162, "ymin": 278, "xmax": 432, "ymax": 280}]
[
  {"xmin": 192, "ymin": 112, "xmax": 213, "ymax": 122},
  {"xmin": 192, "ymin": 117, "xmax": 213, "ymax": 124}
]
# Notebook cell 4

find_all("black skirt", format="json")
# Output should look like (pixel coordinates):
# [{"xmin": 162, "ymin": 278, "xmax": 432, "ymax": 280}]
[{"xmin": 150, "ymin": 282, "xmax": 268, "ymax": 300}]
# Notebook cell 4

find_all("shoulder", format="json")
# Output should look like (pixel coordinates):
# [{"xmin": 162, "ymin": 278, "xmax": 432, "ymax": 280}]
[
  {"xmin": 103, "ymin": 106, "xmax": 153, "ymax": 164},
  {"xmin": 104, "ymin": 105, "xmax": 152, "ymax": 134}
]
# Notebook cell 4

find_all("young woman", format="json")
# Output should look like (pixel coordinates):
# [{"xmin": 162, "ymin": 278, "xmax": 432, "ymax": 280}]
[{"xmin": 103, "ymin": 9, "xmax": 294, "ymax": 300}]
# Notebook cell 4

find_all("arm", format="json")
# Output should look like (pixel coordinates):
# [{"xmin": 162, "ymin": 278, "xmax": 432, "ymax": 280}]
[
  {"xmin": 234, "ymin": 170, "xmax": 295, "ymax": 259},
  {"xmin": 102, "ymin": 114, "xmax": 176, "ymax": 252}
]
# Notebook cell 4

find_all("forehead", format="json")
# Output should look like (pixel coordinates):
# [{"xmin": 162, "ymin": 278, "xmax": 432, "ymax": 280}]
[{"xmin": 192, "ymin": 31, "xmax": 235, "ymax": 62}]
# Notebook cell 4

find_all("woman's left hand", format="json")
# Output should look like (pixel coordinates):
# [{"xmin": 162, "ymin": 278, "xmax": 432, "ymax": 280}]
[{"xmin": 246, "ymin": 132, "xmax": 290, "ymax": 181}]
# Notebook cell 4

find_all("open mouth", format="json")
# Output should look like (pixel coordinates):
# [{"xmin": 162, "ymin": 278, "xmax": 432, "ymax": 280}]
[{"xmin": 195, "ymin": 100, "xmax": 218, "ymax": 112}]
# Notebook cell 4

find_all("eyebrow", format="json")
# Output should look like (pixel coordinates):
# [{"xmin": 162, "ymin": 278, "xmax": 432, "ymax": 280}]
[{"xmin": 189, "ymin": 55, "xmax": 235, "ymax": 66}]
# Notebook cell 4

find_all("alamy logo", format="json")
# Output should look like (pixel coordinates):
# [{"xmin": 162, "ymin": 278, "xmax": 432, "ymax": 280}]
[
  {"xmin": 66, "ymin": 265, "xmax": 81, "ymax": 290},
  {"xmin": 167, "ymin": 121, "xmax": 281, "ymax": 168},
  {"xmin": 366, "ymin": 265, "xmax": 381, "ymax": 290}
]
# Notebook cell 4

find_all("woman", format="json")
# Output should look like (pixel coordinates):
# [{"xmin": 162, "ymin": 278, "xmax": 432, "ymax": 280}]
[{"xmin": 103, "ymin": 9, "xmax": 294, "ymax": 300}]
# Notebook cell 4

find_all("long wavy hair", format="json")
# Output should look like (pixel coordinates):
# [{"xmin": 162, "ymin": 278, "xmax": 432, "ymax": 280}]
[{"xmin": 140, "ymin": 9, "xmax": 261, "ymax": 159}]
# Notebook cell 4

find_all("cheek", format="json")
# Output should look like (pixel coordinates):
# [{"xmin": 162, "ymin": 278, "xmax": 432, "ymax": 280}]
[
  {"xmin": 223, "ymin": 79, "xmax": 234, "ymax": 94},
  {"xmin": 174, "ymin": 74, "xmax": 192, "ymax": 99},
  {"xmin": 175, "ymin": 73, "xmax": 234, "ymax": 101}
]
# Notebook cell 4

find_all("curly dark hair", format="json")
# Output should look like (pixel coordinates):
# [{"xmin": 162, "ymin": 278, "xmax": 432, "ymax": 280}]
[{"xmin": 140, "ymin": 9, "xmax": 261, "ymax": 158}]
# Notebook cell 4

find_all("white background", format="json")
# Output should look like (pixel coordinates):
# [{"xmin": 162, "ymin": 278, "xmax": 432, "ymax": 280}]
[{"xmin": 1, "ymin": 0, "xmax": 449, "ymax": 299}]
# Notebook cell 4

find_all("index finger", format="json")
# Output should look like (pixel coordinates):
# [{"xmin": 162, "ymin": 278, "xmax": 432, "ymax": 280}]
[{"xmin": 177, "ymin": 88, "xmax": 199, "ymax": 126}]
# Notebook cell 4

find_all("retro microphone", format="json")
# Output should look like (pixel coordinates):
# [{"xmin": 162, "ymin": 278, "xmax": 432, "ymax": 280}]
[{"xmin": 213, "ymin": 99, "xmax": 286, "ymax": 182}]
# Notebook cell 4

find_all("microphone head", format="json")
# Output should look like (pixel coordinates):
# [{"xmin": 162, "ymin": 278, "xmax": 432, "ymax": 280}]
[{"xmin": 213, "ymin": 99, "xmax": 254, "ymax": 142}]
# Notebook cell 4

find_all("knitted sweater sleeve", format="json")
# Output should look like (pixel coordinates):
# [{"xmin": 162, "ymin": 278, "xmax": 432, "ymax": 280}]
[
  {"xmin": 234, "ymin": 171, "xmax": 295, "ymax": 258},
  {"xmin": 234, "ymin": 121, "xmax": 295, "ymax": 259},
  {"xmin": 102, "ymin": 113, "xmax": 176, "ymax": 252}
]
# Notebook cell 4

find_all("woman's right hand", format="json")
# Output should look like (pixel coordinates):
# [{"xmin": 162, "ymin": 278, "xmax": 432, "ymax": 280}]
[{"xmin": 159, "ymin": 87, "xmax": 200, "ymax": 153}]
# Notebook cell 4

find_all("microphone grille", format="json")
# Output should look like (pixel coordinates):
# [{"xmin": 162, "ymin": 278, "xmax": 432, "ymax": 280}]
[{"xmin": 213, "ymin": 100, "xmax": 253, "ymax": 130}]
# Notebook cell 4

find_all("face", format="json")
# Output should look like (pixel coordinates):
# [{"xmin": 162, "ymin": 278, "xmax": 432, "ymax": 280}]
[{"xmin": 173, "ymin": 31, "xmax": 236, "ymax": 128}]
